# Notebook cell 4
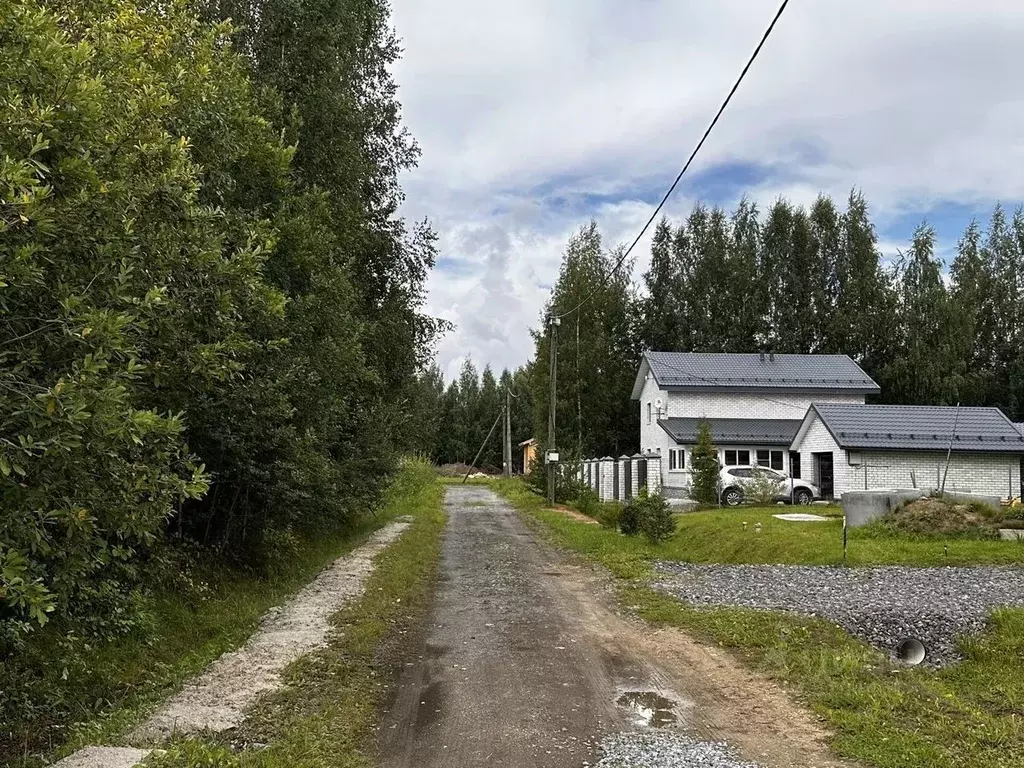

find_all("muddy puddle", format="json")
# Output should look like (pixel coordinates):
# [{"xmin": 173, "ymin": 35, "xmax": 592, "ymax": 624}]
[{"xmin": 616, "ymin": 691, "xmax": 679, "ymax": 728}]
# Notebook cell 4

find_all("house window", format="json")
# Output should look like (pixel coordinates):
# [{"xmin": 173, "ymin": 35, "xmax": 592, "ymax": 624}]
[
  {"xmin": 790, "ymin": 452, "xmax": 801, "ymax": 479},
  {"xmin": 647, "ymin": 403, "xmax": 652, "ymax": 424},
  {"xmin": 668, "ymin": 448, "xmax": 685, "ymax": 471},
  {"xmin": 723, "ymin": 450, "xmax": 750, "ymax": 466},
  {"xmin": 756, "ymin": 449, "xmax": 784, "ymax": 471}
]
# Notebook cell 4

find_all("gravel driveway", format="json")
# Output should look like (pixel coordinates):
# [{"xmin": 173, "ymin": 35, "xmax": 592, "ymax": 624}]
[{"xmin": 654, "ymin": 562, "xmax": 1024, "ymax": 664}]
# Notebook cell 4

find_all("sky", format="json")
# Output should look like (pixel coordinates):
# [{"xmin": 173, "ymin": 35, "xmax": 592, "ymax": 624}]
[{"xmin": 388, "ymin": 0, "xmax": 1024, "ymax": 381}]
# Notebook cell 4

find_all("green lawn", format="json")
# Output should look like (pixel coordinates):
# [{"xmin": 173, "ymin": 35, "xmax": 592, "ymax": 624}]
[
  {"xmin": 492, "ymin": 479, "xmax": 1024, "ymax": 572},
  {"xmin": 492, "ymin": 477, "xmax": 1024, "ymax": 768}
]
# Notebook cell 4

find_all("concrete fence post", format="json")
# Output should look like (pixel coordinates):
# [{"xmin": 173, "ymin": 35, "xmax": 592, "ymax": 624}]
[
  {"xmin": 599, "ymin": 457, "xmax": 615, "ymax": 501},
  {"xmin": 631, "ymin": 454, "xmax": 643, "ymax": 498},
  {"xmin": 646, "ymin": 454, "xmax": 662, "ymax": 494},
  {"xmin": 618, "ymin": 455, "xmax": 630, "ymax": 501}
]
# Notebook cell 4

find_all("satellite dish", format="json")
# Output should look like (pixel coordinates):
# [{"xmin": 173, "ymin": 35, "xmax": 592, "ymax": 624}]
[{"xmin": 655, "ymin": 397, "xmax": 663, "ymax": 409}]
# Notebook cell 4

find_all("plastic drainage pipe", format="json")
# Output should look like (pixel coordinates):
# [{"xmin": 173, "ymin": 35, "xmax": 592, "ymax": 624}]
[{"xmin": 896, "ymin": 638, "xmax": 926, "ymax": 665}]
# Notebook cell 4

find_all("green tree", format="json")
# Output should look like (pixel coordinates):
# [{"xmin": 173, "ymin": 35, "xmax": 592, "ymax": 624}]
[
  {"xmin": 690, "ymin": 420, "xmax": 720, "ymax": 505},
  {"xmin": 531, "ymin": 223, "xmax": 640, "ymax": 459},
  {"xmin": 881, "ymin": 224, "xmax": 958, "ymax": 405}
]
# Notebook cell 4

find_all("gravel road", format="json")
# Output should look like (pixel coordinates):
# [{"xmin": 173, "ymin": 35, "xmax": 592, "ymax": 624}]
[
  {"xmin": 378, "ymin": 486, "xmax": 851, "ymax": 768},
  {"xmin": 654, "ymin": 562, "xmax": 1024, "ymax": 664}
]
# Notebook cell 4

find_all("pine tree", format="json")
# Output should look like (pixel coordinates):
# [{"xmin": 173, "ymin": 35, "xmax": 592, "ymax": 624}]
[{"xmin": 690, "ymin": 420, "xmax": 720, "ymax": 505}]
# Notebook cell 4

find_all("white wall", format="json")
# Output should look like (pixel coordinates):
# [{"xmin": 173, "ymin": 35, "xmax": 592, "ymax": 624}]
[
  {"xmin": 853, "ymin": 450, "xmax": 1020, "ymax": 499},
  {"xmin": 638, "ymin": 383, "xmax": 865, "ymax": 490},
  {"xmin": 668, "ymin": 391, "xmax": 864, "ymax": 420},
  {"xmin": 796, "ymin": 414, "xmax": 849, "ymax": 498}
]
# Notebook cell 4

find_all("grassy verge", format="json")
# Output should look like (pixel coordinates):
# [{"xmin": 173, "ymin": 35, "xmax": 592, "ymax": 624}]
[
  {"xmin": 494, "ymin": 478, "xmax": 1024, "ymax": 569},
  {"xmin": 146, "ymin": 461, "xmax": 445, "ymax": 767},
  {"xmin": 1, "ymin": 463, "xmax": 438, "ymax": 768},
  {"xmin": 493, "ymin": 477, "xmax": 1024, "ymax": 768}
]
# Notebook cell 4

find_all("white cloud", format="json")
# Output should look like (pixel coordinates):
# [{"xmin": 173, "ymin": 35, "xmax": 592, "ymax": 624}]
[{"xmin": 391, "ymin": 0, "xmax": 1024, "ymax": 378}]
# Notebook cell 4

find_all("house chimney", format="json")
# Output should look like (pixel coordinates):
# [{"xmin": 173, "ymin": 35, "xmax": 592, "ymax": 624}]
[
  {"xmin": 769, "ymin": 352, "xmax": 775, "ymax": 362},
  {"xmin": 759, "ymin": 351, "xmax": 765, "ymax": 363}
]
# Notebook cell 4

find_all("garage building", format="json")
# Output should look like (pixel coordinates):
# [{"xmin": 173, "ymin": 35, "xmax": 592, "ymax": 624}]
[{"xmin": 790, "ymin": 403, "xmax": 1024, "ymax": 500}]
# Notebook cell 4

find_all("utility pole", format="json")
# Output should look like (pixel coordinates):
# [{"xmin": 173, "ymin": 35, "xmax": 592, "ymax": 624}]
[
  {"xmin": 547, "ymin": 316, "xmax": 560, "ymax": 504},
  {"xmin": 503, "ymin": 387, "xmax": 513, "ymax": 476}
]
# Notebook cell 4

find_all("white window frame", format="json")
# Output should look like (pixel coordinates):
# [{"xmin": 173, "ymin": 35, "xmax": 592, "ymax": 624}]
[{"xmin": 668, "ymin": 448, "xmax": 686, "ymax": 471}]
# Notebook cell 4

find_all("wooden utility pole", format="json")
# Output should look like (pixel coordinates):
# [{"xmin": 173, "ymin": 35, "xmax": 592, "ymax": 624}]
[
  {"xmin": 503, "ymin": 388, "xmax": 513, "ymax": 476},
  {"xmin": 547, "ymin": 316, "xmax": 559, "ymax": 504}
]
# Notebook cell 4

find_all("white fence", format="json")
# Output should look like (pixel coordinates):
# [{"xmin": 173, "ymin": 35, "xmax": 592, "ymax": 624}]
[{"xmin": 579, "ymin": 453, "xmax": 661, "ymax": 502}]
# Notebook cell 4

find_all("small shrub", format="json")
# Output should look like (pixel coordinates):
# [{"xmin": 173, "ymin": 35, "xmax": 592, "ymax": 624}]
[
  {"xmin": 745, "ymin": 468, "xmax": 780, "ymax": 506},
  {"xmin": 619, "ymin": 498, "xmax": 642, "ymax": 536},
  {"xmin": 597, "ymin": 503, "xmax": 623, "ymax": 530},
  {"xmin": 638, "ymin": 491, "xmax": 676, "ymax": 543},
  {"xmin": 576, "ymin": 487, "xmax": 601, "ymax": 519}
]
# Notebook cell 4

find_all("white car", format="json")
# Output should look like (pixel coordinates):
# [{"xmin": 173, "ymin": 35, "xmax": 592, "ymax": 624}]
[{"xmin": 718, "ymin": 465, "xmax": 819, "ymax": 506}]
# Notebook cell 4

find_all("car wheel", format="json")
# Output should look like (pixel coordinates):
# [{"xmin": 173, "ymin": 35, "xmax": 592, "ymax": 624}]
[
  {"xmin": 794, "ymin": 488, "xmax": 812, "ymax": 505},
  {"xmin": 723, "ymin": 487, "xmax": 744, "ymax": 506}
]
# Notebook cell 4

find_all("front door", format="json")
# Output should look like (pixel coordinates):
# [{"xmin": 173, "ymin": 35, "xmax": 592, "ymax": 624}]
[{"xmin": 814, "ymin": 452, "xmax": 835, "ymax": 500}]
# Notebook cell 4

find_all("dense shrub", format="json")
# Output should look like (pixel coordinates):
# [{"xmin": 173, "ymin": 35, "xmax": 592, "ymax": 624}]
[
  {"xmin": 1, "ymin": 0, "xmax": 439, "ymax": 745},
  {"xmin": 638, "ymin": 491, "xmax": 676, "ymax": 543},
  {"xmin": 596, "ymin": 504, "xmax": 623, "ymax": 530},
  {"xmin": 575, "ymin": 487, "xmax": 601, "ymax": 519},
  {"xmin": 619, "ymin": 498, "xmax": 642, "ymax": 536}
]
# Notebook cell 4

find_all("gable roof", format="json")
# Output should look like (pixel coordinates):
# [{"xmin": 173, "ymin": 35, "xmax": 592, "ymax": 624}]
[
  {"xmin": 659, "ymin": 417, "xmax": 802, "ymax": 447},
  {"xmin": 800, "ymin": 403, "xmax": 1024, "ymax": 453},
  {"xmin": 631, "ymin": 352, "xmax": 879, "ymax": 399}
]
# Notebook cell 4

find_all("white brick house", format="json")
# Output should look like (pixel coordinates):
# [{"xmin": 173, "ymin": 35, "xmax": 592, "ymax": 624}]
[
  {"xmin": 631, "ymin": 352, "xmax": 878, "ymax": 497},
  {"xmin": 630, "ymin": 352, "xmax": 1024, "ymax": 501},
  {"xmin": 791, "ymin": 403, "xmax": 1024, "ymax": 500}
]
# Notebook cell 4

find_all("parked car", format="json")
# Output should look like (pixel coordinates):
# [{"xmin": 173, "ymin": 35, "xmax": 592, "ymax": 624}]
[{"xmin": 718, "ymin": 466, "xmax": 819, "ymax": 506}]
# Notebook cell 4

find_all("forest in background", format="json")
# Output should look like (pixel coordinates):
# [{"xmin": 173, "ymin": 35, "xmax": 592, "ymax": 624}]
[
  {"xmin": 422, "ymin": 191, "xmax": 1024, "ymax": 464},
  {"xmin": 1, "ymin": 0, "xmax": 441, "ymax": 723}
]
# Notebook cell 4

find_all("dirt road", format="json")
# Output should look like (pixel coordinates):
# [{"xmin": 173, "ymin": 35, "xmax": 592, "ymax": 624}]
[{"xmin": 379, "ymin": 486, "xmax": 849, "ymax": 768}]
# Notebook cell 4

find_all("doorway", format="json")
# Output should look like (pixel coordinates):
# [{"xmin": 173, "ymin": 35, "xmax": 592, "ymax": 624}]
[{"xmin": 813, "ymin": 452, "xmax": 835, "ymax": 500}]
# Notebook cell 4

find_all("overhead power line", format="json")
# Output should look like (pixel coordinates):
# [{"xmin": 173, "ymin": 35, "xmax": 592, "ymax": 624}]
[{"xmin": 554, "ymin": 0, "xmax": 791, "ymax": 321}]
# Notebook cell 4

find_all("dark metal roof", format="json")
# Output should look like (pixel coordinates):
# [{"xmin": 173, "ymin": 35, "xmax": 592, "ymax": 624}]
[
  {"xmin": 812, "ymin": 404, "xmax": 1024, "ymax": 453},
  {"xmin": 644, "ymin": 352, "xmax": 879, "ymax": 392},
  {"xmin": 658, "ymin": 417, "xmax": 802, "ymax": 446}
]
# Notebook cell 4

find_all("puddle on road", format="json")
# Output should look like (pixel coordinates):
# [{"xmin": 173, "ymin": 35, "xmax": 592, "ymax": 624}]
[{"xmin": 616, "ymin": 691, "xmax": 678, "ymax": 728}]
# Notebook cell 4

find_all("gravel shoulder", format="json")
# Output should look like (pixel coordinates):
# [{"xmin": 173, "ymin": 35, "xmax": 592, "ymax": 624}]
[
  {"xmin": 51, "ymin": 520, "xmax": 412, "ymax": 768},
  {"xmin": 379, "ymin": 486, "xmax": 852, "ymax": 768},
  {"xmin": 654, "ymin": 561, "xmax": 1024, "ymax": 664}
]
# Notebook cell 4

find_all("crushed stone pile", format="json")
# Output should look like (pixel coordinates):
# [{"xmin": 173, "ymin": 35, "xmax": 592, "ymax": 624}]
[{"xmin": 596, "ymin": 732, "xmax": 762, "ymax": 768}]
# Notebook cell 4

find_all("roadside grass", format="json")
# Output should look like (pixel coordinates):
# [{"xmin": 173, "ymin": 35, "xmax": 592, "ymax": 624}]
[
  {"xmin": 493, "ymin": 477, "xmax": 1024, "ymax": 768},
  {"xmin": 0, "ymin": 462, "xmax": 435, "ymax": 768},
  {"xmin": 146, "ymin": 460, "xmax": 446, "ymax": 768},
  {"xmin": 492, "ymin": 478, "xmax": 1024, "ymax": 569}
]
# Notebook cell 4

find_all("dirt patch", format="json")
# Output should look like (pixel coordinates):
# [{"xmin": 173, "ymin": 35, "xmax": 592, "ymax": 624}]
[
  {"xmin": 549, "ymin": 504, "xmax": 600, "ymax": 525},
  {"xmin": 552, "ymin": 562, "xmax": 849, "ymax": 768},
  {"xmin": 881, "ymin": 497, "xmax": 1007, "ymax": 537},
  {"xmin": 436, "ymin": 463, "xmax": 498, "ymax": 477},
  {"xmin": 130, "ymin": 520, "xmax": 411, "ymax": 742}
]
